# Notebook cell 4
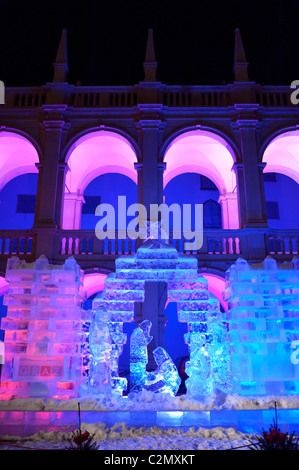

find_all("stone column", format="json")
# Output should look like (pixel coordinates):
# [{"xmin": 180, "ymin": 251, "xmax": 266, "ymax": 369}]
[
  {"xmin": 34, "ymin": 120, "xmax": 67, "ymax": 228},
  {"xmin": 233, "ymin": 162, "xmax": 247, "ymax": 229},
  {"xmin": 62, "ymin": 192, "xmax": 85, "ymax": 229},
  {"xmin": 135, "ymin": 117, "xmax": 165, "ymax": 211},
  {"xmin": 233, "ymin": 118, "xmax": 267, "ymax": 228},
  {"xmin": 218, "ymin": 192, "xmax": 239, "ymax": 229},
  {"xmin": 34, "ymin": 107, "xmax": 69, "ymax": 258}
]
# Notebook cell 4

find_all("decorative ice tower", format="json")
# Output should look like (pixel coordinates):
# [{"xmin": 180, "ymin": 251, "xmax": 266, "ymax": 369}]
[
  {"xmin": 0, "ymin": 256, "xmax": 86, "ymax": 399},
  {"xmin": 224, "ymin": 256, "xmax": 299, "ymax": 396}
]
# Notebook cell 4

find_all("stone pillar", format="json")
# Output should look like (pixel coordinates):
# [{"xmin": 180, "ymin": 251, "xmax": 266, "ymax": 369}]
[
  {"xmin": 233, "ymin": 162, "xmax": 247, "ymax": 229},
  {"xmin": 233, "ymin": 118, "xmax": 267, "ymax": 228},
  {"xmin": 34, "ymin": 107, "xmax": 69, "ymax": 258},
  {"xmin": 62, "ymin": 192, "xmax": 85, "ymax": 229},
  {"xmin": 218, "ymin": 192, "xmax": 239, "ymax": 229},
  {"xmin": 55, "ymin": 163, "xmax": 69, "ymax": 229},
  {"xmin": 135, "ymin": 117, "xmax": 165, "ymax": 211},
  {"xmin": 34, "ymin": 118, "xmax": 68, "ymax": 229}
]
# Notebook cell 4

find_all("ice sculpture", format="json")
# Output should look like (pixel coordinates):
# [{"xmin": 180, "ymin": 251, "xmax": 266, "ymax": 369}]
[
  {"xmin": 129, "ymin": 345, "xmax": 180, "ymax": 397},
  {"xmin": 100, "ymin": 239, "xmax": 231, "ymax": 401},
  {"xmin": 0, "ymin": 256, "xmax": 86, "ymax": 399},
  {"xmin": 223, "ymin": 256, "xmax": 299, "ymax": 396},
  {"xmin": 130, "ymin": 319, "xmax": 153, "ymax": 389},
  {"xmin": 86, "ymin": 307, "xmax": 112, "ymax": 395}
]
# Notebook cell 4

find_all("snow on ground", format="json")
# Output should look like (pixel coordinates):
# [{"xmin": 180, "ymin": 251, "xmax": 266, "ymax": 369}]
[
  {"xmin": 0, "ymin": 392, "xmax": 298, "ymax": 450},
  {"xmin": 1, "ymin": 391, "xmax": 299, "ymax": 411},
  {"xmin": 0, "ymin": 422, "xmax": 254, "ymax": 450}
]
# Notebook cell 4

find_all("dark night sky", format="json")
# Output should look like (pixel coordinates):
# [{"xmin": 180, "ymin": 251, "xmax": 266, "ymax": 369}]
[{"xmin": 0, "ymin": 0, "xmax": 298, "ymax": 87}]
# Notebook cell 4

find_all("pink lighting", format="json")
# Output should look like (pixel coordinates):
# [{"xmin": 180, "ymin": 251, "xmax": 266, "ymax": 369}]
[
  {"xmin": 83, "ymin": 272, "xmax": 107, "ymax": 299},
  {"xmin": 263, "ymin": 130, "xmax": 299, "ymax": 183},
  {"xmin": 163, "ymin": 130, "xmax": 239, "ymax": 229},
  {"xmin": 0, "ymin": 131, "xmax": 39, "ymax": 191},
  {"xmin": 201, "ymin": 273, "xmax": 227, "ymax": 311},
  {"xmin": 163, "ymin": 130, "xmax": 237, "ymax": 193},
  {"xmin": 0, "ymin": 276, "xmax": 9, "ymax": 296},
  {"xmin": 63, "ymin": 130, "xmax": 138, "ymax": 229},
  {"xmin": 65, "ymin": 130, "xmax": 138, "ymax": 194}
]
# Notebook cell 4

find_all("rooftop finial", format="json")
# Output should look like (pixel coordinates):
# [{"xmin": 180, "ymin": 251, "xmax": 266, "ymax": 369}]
[
  {"xmin": 53, "ymin": 28, "xmax": 69, "ymax": 83},
  {"xmin": 233, "ymin": 28, "xmax": 249, "ymax": 82},
  {"xmin": 143, "ymin": 28, "xmax": 157, "ymax": 82}
]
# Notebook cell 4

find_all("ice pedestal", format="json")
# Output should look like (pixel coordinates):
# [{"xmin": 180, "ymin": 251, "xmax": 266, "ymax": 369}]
[
  {"xmin": 0, "ymin": 256, "xmax": 86, "ymax": 399},
  {"xmin": 224, "ymin": 256, "xmax": 299, "ymax": 396}
]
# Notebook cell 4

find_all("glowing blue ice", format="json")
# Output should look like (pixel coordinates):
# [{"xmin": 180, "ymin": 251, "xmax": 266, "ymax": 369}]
[
  {"xmin": 224, "ymin": 256, "xmax": 299, "ymax": 396},
  {"xmin": 78, "ymin": 239, "xmax": 232, "ymax": 400},
  {"xmin": 129, "ymin": 346, "xmax": 181, "ymax": 397}
]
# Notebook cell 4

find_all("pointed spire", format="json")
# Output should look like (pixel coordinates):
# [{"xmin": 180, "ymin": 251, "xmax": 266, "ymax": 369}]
[
  {"xmin": 53, "ymin": 28, "xmax": 69, "ymax": 83},
  {"xmin": 233, "ymin": 28, "xmax": 249, "ymax": 82},
  {"xmin": 143, "ymin": 28, "xmax": 158, "ymax": 82}
]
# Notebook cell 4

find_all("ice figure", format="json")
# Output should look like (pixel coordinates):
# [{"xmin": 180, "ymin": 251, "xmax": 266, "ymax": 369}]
[
  {"xmin": 87, "ymin": 308, "xmax": 112, "ymax": 395},
  {"xmin": 185, "ymin": 333, "xmax": 214, "ymax": 400},
  {"xmin": 130, "ymin": 320, "xmax": 153, "ymax": 389},
  {"xmin": 207, "ymin": 318, "xmax": 232, "ymax": 394},
  {"xmin": 148, "ymin": 347, "xmax": 181, "ymax": 396},
  {"xmin": 224, "ymin": 256, "xmax": 299, "ymax": 396},
  {"xmin": 84, "ymin": 292, "xmax": 127, "ymax": 397},
  {"xmin": 0, "ymin": 256, "xmax": 85, "ymax": 399},
  {"xmin": 129, "ymin": 345, "xmax": 180, "ymax": 397}
]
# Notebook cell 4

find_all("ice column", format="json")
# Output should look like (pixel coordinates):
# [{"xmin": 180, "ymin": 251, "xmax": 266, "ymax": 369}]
[
  {"xmin": 224, "ymin": 256, "xmax": 299, "ymax": 395},
  {"xmin": 0, "ymin": 256, "xmax": 85, "ymax": 399}
]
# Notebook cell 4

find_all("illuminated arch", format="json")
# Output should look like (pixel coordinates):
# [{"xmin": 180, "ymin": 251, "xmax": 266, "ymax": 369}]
[
  {"xmin": 83, "ymin": 272, "xmax": 107, "ymax": 299},
  {"xmin": 163, "ymin": 129, "xmax": 239, "ymax": 229},
  {"xmin": 64, "ymin": 129, "xmax": 138, "ymax": 193},
  {"xmin": 0, "ymin": 276, "xmax": 9, "ymax": 297},
  {"xmin": 262, "ymin": 129, "xmax": 299, "ymax": 184},
  {"xmin": 63, "ymin": 129, "xmax": 138, "ymax": 229},
  {"xmin": 0, "ymin": 130, "xmax": 39, "ymax": 192},
  {"xmin": 201, "ymin": 273, "xmax": 227, "ymax": 312}
]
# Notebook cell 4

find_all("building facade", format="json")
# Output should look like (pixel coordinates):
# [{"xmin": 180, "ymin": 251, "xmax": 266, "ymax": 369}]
[{"xmin": 0, "ymin": 28, "xmax": 298, "ymax": 367}]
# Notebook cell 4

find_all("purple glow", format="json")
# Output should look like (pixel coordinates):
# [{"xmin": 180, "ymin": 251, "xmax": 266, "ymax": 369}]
[
  {"xmin": 83, "ymin": 272, "xmax": 107, "ymax": 299},
  {"xmin": 163, "ymin": 130, "xmax": 239, "ymax": 229},
  {"xmin": 163, "ymin": 130, "xmax": 237, "ymax": 193},
  {"xmin": 0, "ymin": 276, "xmax": 8, "ymax": 296},
  {"xmin": 201, "ymin": 273, "xmax": 228, "ymax": 311},
  {"xmin": 63, "ymin": 130, "xmax": 138, "ymax": 229},
  {"xmin": 0, "ymin": 132, "xmax": 39, "ymax": 191},
  {"xmin": 263, "ymin": 130, "xmax": 299, "ymax": 183},
  {"xmin": 65, "ymin": 130, "xmax": 137, "ymax": 194}
]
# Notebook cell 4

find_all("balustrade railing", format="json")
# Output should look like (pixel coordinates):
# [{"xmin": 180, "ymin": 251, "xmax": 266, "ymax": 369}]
[
  {"xmin": 0, "ymin": 230, "xmax": 297, "ymax": 267},
  {"xmin": 3, "ymin": 85, "xmax": 292, "ymax": 109}
]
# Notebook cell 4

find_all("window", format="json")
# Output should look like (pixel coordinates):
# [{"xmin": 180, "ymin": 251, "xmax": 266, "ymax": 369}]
[
  {"xmin": 266, "ymin": 201, "xmax": 280, "ymax": 219},
  {"xmin": 200, "ymin": 175, "xmax": 218, "ymax": 190},
  {"xmin": 16, "ymin": 195, "xmax": 36, "ymax": 213},
  {"xmin": 203, "ymin": 199, "xmax": 222, "ymax": 228},
  {"xmin": 82, "ymin": 196, "xmax": 101, "ymax": 214}
]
